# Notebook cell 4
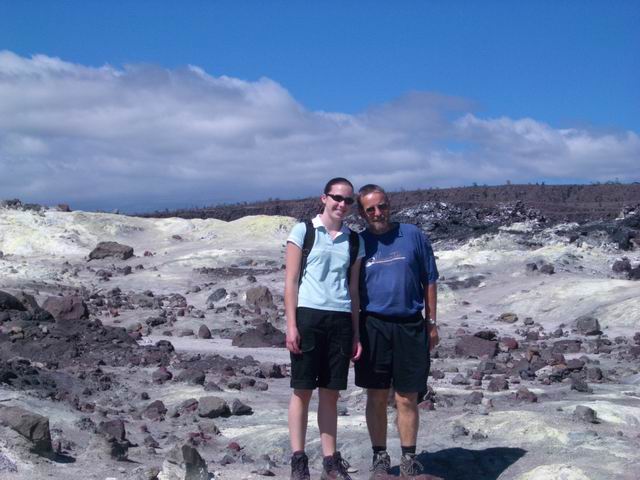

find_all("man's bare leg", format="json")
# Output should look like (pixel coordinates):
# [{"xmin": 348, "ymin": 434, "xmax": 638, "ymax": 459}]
[
  {"xmin": 366, "ymin": 388, "xmax": 390, "ymax": 447},
  {"xmin": 395, "ymin": 391, "xmax": 419, "ymax": 446}
]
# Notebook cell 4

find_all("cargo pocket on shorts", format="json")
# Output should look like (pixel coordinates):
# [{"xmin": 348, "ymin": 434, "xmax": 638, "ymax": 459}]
[{"xmin": 338, "ymin": 320, "xmax": 353, "ymax": 358}]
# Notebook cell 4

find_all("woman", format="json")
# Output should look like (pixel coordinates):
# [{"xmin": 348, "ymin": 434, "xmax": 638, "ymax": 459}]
[{"xmin": 285, "ymin": 177, "xmax": 363, "ymax": 480}]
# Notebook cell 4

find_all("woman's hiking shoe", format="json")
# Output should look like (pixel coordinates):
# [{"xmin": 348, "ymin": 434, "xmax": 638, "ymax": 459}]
[
  {"xmin": 399, "ymin": 453, "xmax": 424, "ymax": 477},
  {"xmin": 290, "ymin": 451, "xmax": 310, "ymax": 480},
  {"xmin": 320, "ymin": 451, "xmax": 352, "ymax": 480},
  {"xmin": 369, "ymin": 450, "xmax": 391, "ymax": 479}
]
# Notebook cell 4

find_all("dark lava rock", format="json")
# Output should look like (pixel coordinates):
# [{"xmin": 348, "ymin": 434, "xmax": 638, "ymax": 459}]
[
  {"xmin": 455, "ymin": 335, "xmax": 498, "ymax": 359},
  {"xmin": 152, "ymin": 367, "xmax": 173, "ymax": 384},
  {"xmin": 573, "ymin": 315, "xmax": 602, "ymax": 336},
  {"xmin": 259, "ymin": 361, "xmax": 285, "ymax": 379},
  {"xmin": 452, "ymin": 424, "xmax": 470, "ymax": 439},
  {"xmin": 487, "ymin": 376, "xmax": 509, "ymax": 392},
  {"xmin": 231, "ymin": 322, "xmax": 285, "ymax": 348},
  {"xmin": 430, "ymin": 369, "xmax": 445, "ymax": 380},
  {"xmin": 198, "ymin": 324, "xmax": 212, "ymax": 339},
  {"xmin": 176, "ymin": 369, "xmax": 206, "ymax": 385},
  {"xmin": 98, "ymin": 419, "xmax": 132, "ymax": 460},
  {"xmin": 88, "ymin": 241, "xmax": 134, "ymax": 261},
  {"xmin": 0, "ymin": 291, "xmax": 26, "ymax": 311},
  {"xmin": 182, "ymin": 444, "xmax": 209, "ymax": 480},
  {"xmin": 206, "ymin": 288, "xmax": 227, "ymax": 306},
  {"xmin": 552, "ymin": 339, "xmax": 582, "ymax": 354},
  {"xmin": 574, "ymin": 405, "xmax": 598, "ymax": 423},
  {"xmin": 143, "ymin": 400, "xmax": 168, "ymax": 421},
  {"xmin": 498, "ymin": 312, "xmax": 518, "ymax": 324},
  {"xmin": 464, "ymin": 391, "xmax": 484, "ymax": 405},
  {"xmin": 198, "ymin": 396, "xmax": 231, "ymax": 418},
  {"xmin": 245, "ymin": 286, "xmax": 274, "ymax": 309},
  {"xmin": 570, "ymin": 376, "xmax": 593, "ymax": 393},
  {"xmin": 42, "ymin": 295, "xmax": 89, "ymax": 323},
  {"xmin": 474, "ymin": 330, "xmax": 497, "ymax": 341},
  {"xmin": 500, "ymin": 337, "xmax": 519, "ymax": 351},
  {"xmin": 451, "ymin": 374, "xmax": 470, "ymax": 385},
  {"xmin": 515, "ymin": 387, "xmax": 538, "ymax": 403},
  {"xmin": 586, "ymin": 367, "xmax": 603, "ymax": 382},
  {"xmin": 539, "ymin": 263, "xmax": 555, "ymax": 275},
  {"xmin": 0, "ymin": 406, "xmax": 52, "ymax": 455},
  {"xmin": 231, "ymin": 398, "xmax": 253, "ymax": 416},
  {"xmin": 612, "ymin": 258, "xmax": 631, "ymax": 273},
  {"xmin": 629, "ymin": 267, "xmax": 640, "ymax": 280},
  {"xmin": 443, "ymin": 275, "xmax": 485, "ymax": 290}
]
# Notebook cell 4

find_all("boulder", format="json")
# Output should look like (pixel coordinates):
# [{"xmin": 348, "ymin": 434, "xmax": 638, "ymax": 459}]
[
  {"xmin": 198, "ymin": 324, "xmax": 212, "ymax": 339},
  {"xmin": 176, "ymin": 369, "xmax": 206, "ymax": 385},
  {"xmin": 0, "ymin": 291, "xmax": 26, "ymax": 311},
  {"xmin": 497, "ymin": 312, "xmax": 518, "ymax": 324},
  {"xmin": 455, "ymin": 335, "xmax": 498, "ymax": 359},
  {"xmin": 0, "ymin": 406, "xmax": 52, "ymax": 455},
  {"xmin": 574, "ymin": 405, "xmax": 598, "ymax": 423},
  {"xmin": 143, "ymin": 400, "xmax": 167, "ymax": 421},
  {"xmin": 573, "ymin": 315, "xmax": 602, "ymax": 336},
  {"xmin": 42, "ymin": 295, "xmax": 89, "ymax": 323},
  {"xmin": 231, "ymin": 398, "xmax": 253, "ymax": 416},
  {"xmin": 206, "ymin": 288, "xmax": 227, "ymax": 306},
  {"xmin": 232, "ymin": 322, "xmax": 285, "ymax": 348},
  {"xmin": 198, "ymin": 396, "xmax": 230, "ymax": 418},
  {"xmin": 89, "ymin": 241, "xmax": 134, "ymax": 261},
  {"xmin": 245, "ymin": 286, "xmax": 274, "ymax": 309}
]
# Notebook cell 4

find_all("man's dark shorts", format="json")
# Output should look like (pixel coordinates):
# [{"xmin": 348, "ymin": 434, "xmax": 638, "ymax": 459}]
[
  {"xmin": 355, "ymin": 312, "xmax": 430, "ymax": 392},
  {"xmin": 290, "ymin": 307, "xmax": 353, "ymax": 390}
]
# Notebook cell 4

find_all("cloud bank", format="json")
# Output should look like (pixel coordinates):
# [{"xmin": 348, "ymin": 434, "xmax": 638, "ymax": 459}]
[{"xmin": 0, "ymin": 51, "xmax": 638, "ymax": 212}]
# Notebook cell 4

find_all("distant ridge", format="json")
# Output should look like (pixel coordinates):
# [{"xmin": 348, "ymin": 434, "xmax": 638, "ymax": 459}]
[{"xmin": 137, "ymin": 183, "xmax": 640, "ymax": 223}]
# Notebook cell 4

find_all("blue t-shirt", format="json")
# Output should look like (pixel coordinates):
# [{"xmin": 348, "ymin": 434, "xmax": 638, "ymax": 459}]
[
  {"xmin": 288, "ymin": 215, "xmax": 365, "ymax": 313},
  {"xmin": 359, "ymin": 223, "xmax": 439, "ymax": 317}
]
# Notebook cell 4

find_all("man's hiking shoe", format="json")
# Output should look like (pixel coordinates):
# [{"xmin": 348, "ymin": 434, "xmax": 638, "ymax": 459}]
[
  {"xmin": 399, "ymin": 453, "xmax": 424, "ymax": 478},
  {"xmin": 369, "ymin": 450, "xmax": 391, "ymax": 479},
  {"xmin": 290, "ymin": 451, "xmax": 310, "ymax": 480},
  {"xmin": 320, "ymin": 451, "xmax": 352, "ymax": 480}
]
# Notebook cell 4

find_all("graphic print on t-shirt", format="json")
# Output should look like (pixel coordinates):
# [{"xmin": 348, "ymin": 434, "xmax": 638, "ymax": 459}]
[{"xmin": 365, "ymin": 251, "xmax": 406, "ymax": 269}]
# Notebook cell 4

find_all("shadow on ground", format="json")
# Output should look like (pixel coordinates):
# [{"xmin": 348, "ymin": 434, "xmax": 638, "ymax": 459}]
[{"xmin": 390, "ymin": 447, "xmax": 526, "ymax": 480}]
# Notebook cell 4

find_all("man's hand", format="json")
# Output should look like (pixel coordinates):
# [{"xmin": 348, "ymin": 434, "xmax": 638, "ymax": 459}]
[
  {"xmin": 427, "ymin": 324, "xmax": 439, "ymax": 351},
  {"xmin": 352, "ymin": 337, "xmax": 362, "ymax": 361},
  {"xmin": 286, "ymin": 326, "xmax": 301, "ymax": 354}
]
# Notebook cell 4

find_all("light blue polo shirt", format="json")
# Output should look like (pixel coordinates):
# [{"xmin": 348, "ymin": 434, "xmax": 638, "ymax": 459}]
[{"xmin": 288, "ymin": 215, "xmax": 365, "ymax": 313}]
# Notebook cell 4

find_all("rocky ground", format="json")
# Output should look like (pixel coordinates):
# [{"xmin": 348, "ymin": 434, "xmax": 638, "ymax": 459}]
[{"xmin": 0, "ymin": 201, "xmax": 639, "ymax": 480}]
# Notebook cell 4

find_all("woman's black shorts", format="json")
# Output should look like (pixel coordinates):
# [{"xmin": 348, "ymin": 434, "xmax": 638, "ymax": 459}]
[
  {"xmin": 355, "ymin": 312, "xmax": 430, "ymax": 393},
  {"xmin": 290, "ymin": 307, "xmax": 353, "ymax": 390}
]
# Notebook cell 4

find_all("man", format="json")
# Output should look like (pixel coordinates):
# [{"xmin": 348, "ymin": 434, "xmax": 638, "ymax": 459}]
[{"xmin": 355, "ymin": 184, "xmax": 439, "ymax": 479}]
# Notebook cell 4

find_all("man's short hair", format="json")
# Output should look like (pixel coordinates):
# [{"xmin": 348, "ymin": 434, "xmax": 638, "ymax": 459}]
[{"xmin": 357, "ymin": 184, "xmax": 389, "ymax": 208}]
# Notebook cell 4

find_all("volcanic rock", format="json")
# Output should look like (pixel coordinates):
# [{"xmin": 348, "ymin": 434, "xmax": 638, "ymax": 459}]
[
  {"xmin": 245, "ymin": 286, "xmax": 274, "ymax": 309},
  {"xmin": 176, "ymin": 368, "xmax": 206, "ymax": 385},
  {"xmin": 198, "ymin": 396, "xmax": 230, "ymax": 418},
  {"xmin": 455, "ymin": 335, "xmax": 498, "ymax": 358},
  {"xmin": 573, "ymin": 315, "xmax": 602, "ymax": 336},
  {"xmin": 574, "ymin": 405, "xmax": 598, "ymax": 423},
  {"xmin": 143, "ymin": 400, "xmax": 168, "ymax": 421},
  {"xmin": 152, "ymin": 367, "xmax": 173, "ymax": 384},
  {"xmin": 89, "ymin": 241, "xmax": 134, "ymax": 261},
  {"xmin": 498, "ymin": 312, "xmax": 518, "ymax": 323},
  {"xmin": 515, "ymin": 387, "xmax": 538, "ymax": 403},
  {"xmin": 197, "ymin": 324, "xmax": 212, "ymax": 339},
  {"xmin": 231, "ymin": 322, "xmax": 285, "ymax": 348},
  {"xmin": 612, "ymin": 258, "xmax": 631, "ymax": 273},
  {"xmin": 0, "ymin": 291, "xmax": 26, "ymax": 311},
  {"xmin": 0, "ymin": 406, "xmax": 53, "ymax": 455},
  {"xmin": 42, "ymin": 295, "xmax": 89, "ymax": 323},
  {"xmin": 231, "ymin": 398, "xmax": 253, "ymax": 416},
  {"xmin": 487, "ymin": 376, "xmax": 509, "ymax": 392},
  {"xmin": 206, "ymin": 288, "xmax": 227, "ymax": 306}
]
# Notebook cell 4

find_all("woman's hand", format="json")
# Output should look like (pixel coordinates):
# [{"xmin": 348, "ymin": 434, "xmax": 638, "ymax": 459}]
[
  {"xmin": 286, "ymin": 326, "xmax": 302, "ymax": 354},
  {"xmin": 351, "ymin": 336, "xmax": 362, "ymax": 361}
]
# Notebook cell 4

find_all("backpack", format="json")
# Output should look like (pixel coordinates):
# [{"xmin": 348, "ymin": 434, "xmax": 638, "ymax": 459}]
[{"xmin": 298, "ymin": 219, "xmax": 359, "ymax": 286}]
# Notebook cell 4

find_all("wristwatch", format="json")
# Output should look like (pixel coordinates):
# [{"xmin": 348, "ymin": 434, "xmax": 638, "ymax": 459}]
[{"xmin": 427, "ymin": 318, "xmax": 437, "ymax": 326}]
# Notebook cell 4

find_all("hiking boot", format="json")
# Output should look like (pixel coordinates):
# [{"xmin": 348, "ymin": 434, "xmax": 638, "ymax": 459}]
[
  {"xmin": 369, "ymin": 450, "xmax": 391, "ymax": 479},
  {"xmin": 399, "ymin": 453, "xmax": 424, "ymax": 478},
  {"xmin": 290, "ymin": 451, "xmax": 310, "ymax": 480},
  {"xmin": 320, "ymin": 451, "xmax": 352, "ymax": 480}
]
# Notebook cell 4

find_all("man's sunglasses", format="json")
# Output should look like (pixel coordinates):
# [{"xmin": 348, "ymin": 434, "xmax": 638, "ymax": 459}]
[
  {"xmin": 326, "ymin": 193, "xmax": 355, "ymax": 205},
  {"xmin": 364, "ymin": 203, "xmax": 390, "ymax": 215}
]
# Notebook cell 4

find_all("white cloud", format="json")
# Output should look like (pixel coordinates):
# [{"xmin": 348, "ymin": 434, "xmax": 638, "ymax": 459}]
[{"xmin": 0, "ymin": 51, "xmax": 638, "ymax": 211}]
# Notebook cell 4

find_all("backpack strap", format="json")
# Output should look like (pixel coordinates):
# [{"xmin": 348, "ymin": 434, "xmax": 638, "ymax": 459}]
[
  {"xmin": 346, "ymin": 229, "xmax": 360, "ymax": 285},
  {"xmin": 298, "ymin": 219, "xmax": 315, "ymax": 286}
]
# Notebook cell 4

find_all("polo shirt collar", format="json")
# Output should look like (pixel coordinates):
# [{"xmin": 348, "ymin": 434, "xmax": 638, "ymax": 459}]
[{"xmin": 312, "ymin": 214, "xmax": 350, "ymax": 236}]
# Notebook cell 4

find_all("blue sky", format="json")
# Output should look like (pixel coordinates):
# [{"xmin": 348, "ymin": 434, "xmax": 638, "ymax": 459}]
[{"xmin": 0, "ymin": 1, "xmax": 638, "ymax": 211}]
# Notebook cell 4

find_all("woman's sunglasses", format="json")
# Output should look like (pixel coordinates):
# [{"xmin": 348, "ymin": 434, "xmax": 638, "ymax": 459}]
[{"xmin": 326, "ymin": 193, "xmax": 355, "ymax": 205}]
